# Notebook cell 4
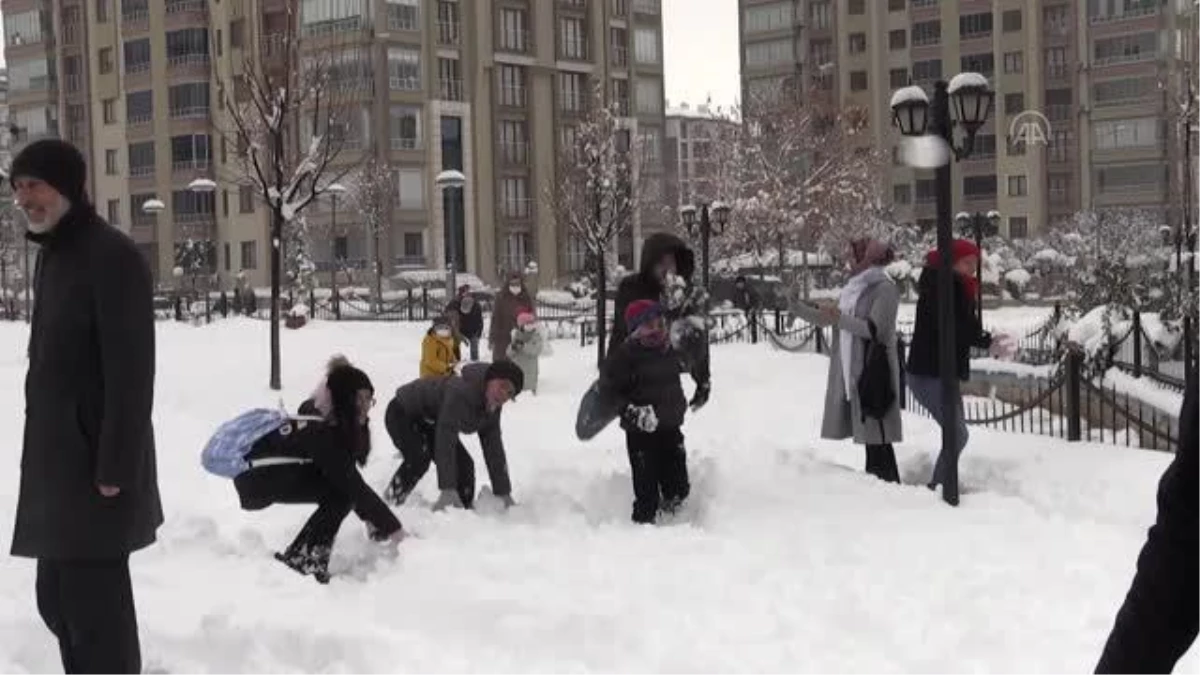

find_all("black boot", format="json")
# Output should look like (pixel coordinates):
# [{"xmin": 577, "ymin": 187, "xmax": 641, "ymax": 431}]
[{"xmin": 274, "ymin": 544, "xmax": 332, "ymax": 584}]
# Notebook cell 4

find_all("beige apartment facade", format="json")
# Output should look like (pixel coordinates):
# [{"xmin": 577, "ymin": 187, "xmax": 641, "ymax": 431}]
[
  {"xmin": 739, "ymin": 0, "xmax": 1200, "ymax": 240},
  {"xmin": 1, "ymin": 0, "xmax": 668, "ymax": 289}
]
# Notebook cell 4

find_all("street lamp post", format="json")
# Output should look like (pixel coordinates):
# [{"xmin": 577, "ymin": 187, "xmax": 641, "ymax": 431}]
[
  {"xmin": 436, "ymin": 169, "xmax": 467, "ymax": 297},
  {"xmin": 188, "ymin": 178, "xmax": 217, "ymax": 320},
  {"xmin": 679, "ymin": 200, "xmax": 730, "ymax": 291},
  {"xmin": 891, "ymin": 73, "xmax": 995, "ymax": 508},
  {"xmin": 326, "ymin": 182, "xmax": 347, "ymax": 307},
  {"xmin": 955, "ymin": 209, "xmax": 1001, "ymax": 322}
]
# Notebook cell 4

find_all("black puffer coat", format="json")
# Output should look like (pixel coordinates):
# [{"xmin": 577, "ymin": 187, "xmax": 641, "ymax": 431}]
[{"xmin": 600, "ymin": 339, "xmax": 689, "ymax": 431}]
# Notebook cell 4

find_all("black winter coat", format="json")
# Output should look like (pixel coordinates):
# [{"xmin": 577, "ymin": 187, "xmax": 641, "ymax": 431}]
[
  {"xmin": 599, "ymin": 340, "xmax": 689, "ymax": 431},
  {"xmin": 235, "ymin": 420, "xmax": 402, "ymax": 537},
  {"xmin": 905, "ymin": 266, "xmax": 992, "ymax": 381},
  {"xmin": 447, "ymin": 298, "xmax": 484, "ymax": 339},
  {"xmin": 11, "ymin": 206, "xmax": 163, "ymax": 560},
  {"xmin": 609, "ymin": 233, "xmax": 710, "ymax": 385}
]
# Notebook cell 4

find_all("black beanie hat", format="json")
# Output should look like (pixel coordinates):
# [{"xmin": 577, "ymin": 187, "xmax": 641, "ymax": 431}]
[
  {"xmin": 327, "ymin": 363, "xmax": 373, "ymax": 400},
  {"xmin": 9, "ymin": 139, "xmax": 89, "ymax": 206},
  {"xmin": 485, "ymin": 360, "xmax": 524, "ymax": 397}
]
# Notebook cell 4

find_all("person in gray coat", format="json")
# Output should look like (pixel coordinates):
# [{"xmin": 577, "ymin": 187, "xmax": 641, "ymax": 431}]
[
  {"xmin": 795, "ymin": 238, "xmax": 902, "ymax": 483},
  {"xmin": 382, "ymin": 361, "xmax": 524, "ymax": 510}
]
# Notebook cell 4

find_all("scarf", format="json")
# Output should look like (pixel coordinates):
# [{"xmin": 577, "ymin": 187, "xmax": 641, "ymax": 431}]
[{"xmin": 839, "ymin": 266, "xmax": 889, "ymax": 400}]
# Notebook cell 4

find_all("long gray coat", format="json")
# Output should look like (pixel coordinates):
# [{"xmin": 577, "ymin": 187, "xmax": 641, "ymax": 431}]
[{"xmin": 794, "ymin": 277, "xmax": 903, "ymax": 445}]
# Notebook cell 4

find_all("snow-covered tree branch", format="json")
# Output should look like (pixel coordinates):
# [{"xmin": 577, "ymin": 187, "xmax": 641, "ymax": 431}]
[{"xmin": 346, "ymin": 155, "xmax": 396, "ymax": 307}]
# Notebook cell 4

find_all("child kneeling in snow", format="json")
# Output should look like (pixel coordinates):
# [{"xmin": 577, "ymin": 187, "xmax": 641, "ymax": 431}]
[
  {"xmin": 507, "ymin": 310, "xmax": 546, "ymax": 395},
  {"xmin": 599, "ymin": 300, "xmax": 693, "ymax": 524},
  {"xmin": 420, "ymin": 316, "xmax": 461, "ymax": 379},
  {"xmin": 232, "ymin": 357, "xmax": 403, "ymax": 583}
]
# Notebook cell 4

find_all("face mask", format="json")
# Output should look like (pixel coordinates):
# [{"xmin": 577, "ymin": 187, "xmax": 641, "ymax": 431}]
[
  {"xmin": 435, "ymin": 328, "xmax": 451, "ymax": 338},
  {"xmin": 509, "ymin": 285, "xmax": 522, "ymax": 295}
]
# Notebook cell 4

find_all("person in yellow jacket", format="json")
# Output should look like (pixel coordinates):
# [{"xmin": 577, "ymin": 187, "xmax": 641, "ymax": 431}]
[{"xmin": 420, "ymin": 316, "xmax": 460, "ymax": 378}]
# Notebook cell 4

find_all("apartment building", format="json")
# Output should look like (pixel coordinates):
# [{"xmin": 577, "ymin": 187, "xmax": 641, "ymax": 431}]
[
  {"xmin": 664, "ymin": 100, "xmax": 737, "ymax": 209},
  {"xmin": 0, "ymin": 0, "xmax": 668, "ymax": 288},
  {"xmin": 739, "ymin": 0, "xmax": 1200, "ymax": 239}
]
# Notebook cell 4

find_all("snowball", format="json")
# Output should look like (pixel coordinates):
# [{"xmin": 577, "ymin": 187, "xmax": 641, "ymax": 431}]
[
  {"xmin": 899, "ymin": 135, "xmax": 951, "ymax": 169},
  {"xmin": 948, "ymin": 72, "xmax": 990, "ymax": 94}
]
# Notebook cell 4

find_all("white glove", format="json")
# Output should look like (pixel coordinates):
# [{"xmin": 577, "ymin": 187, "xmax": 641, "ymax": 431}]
[{"xmin": 625, "ymin": 404, "xmax": 659, "ymax": 433}]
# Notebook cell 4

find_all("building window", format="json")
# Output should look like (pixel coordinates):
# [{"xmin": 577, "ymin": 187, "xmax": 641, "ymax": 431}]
[
  {"xmin": 4, "ymin": 9, "xmax": 50, "ymax": 46},
  {"xmin": 912, "ymin": 58, "xmax": 942, "ymax": 82},
  {"xmin": 1093, "ymin": 33, "xmax": 1157, "ymax": 66},
  {"xmin": 301, "ymin": 0, "xmax": 367, "ymax": 35},
  {"xmin": 888, "ymin": 0, "xmax": 905, "ymax": 10},
  {"xmin": 388, "ymin": 47, "xmax": 421, "ymax": 90},
  {"xmin": 566, "ymin": 234, "xmax": 588, "ymax": 272},
  {"xmin": 230, "ymin": 19, "xmax": 245, "ymax": 47},
  {"xmin": 397, "ymin": 167, "xmax": 425, "ymax": 209},
  {"xmin": 100, "ymin": 48, "xmax": 114, "ymax": 74},
  {"xmin": 889, "ymin": 29, "xmax": 906, "ymax": 50},
  {"xmin": 959, "ymin": 12, "xmax": 993, "ymax": 39},
  {"xmin": 438, "ymin": 57, "xmax": 462, "ymax": 101},
  {"xmin": 635, "ymin": 77, "xmax": 662, "ymax": 114},
  {"xmin": 1008, "ymin": 217, "xmax": 1028, "ymax": 238},
  {"xmin": 1043, "ymin": 4, "xmax": 1069, "ymax": 32},
  {"xmin": 1008, "ymin": 175, "xmax": 1028, "ymax": 196},
  {"xmin": 639, "ymin": 127, "xmax": 661, "ymax": 164},
  {"xmin": 1004, "ymin": 93, "xmax": 1025, "ymax": 114},
  {"xmin": 1003, "ymin": 51, "xmax": 1023, "ymax": 74},
  {"xmin": 169, "ymin": 82, "xmax": 210, "ymax": 118},
  {"xmin": 107, "ymin": 199, "xmax": 121, "ymax": 225},
  {"xmin": 103, "ymin": 149, "xmax": 117, "ymax": 175},
  {"xmin": 848, "ymin": 0, "xmax": 865, "ymax": 15},
  {"xmin": 389, "ymin": 105, "xmax": 421, "ymax": 150},
  {"xmin": 239, "ymin": 185, "xmax": 255, "ymax": 212},
  {"xmin": 240, "ymin": 241, "xmax": 258, "ymax": 269},
  {"xmin": 1045, "ymin": 47, "xmax": 1068, "ymax": 78},
  {"xmin": 500, "ymin": 177, "xmax": 530, "ymax": 218},
  {"xmin": 634, "ymin": 27, "xmax": 659, "ymax": 64},
  {"xmin": 962, "ymin": 174, "xmax": 997, "ymax": 197},
  {"xmin": 558, "ymin": 72, "xmax": 586, "ymax": 112},
  {"xmin": 103, "ymin": 99, "xmax": 117, "ymax": 124},
  {"xmin": 1093, "ymin": 76, "xmax": 1157, "ymax": 107},
  {"xmin": 499, "ymin": 7, "xmax": 529, "ymax": 52},
  {"xmin": 612, "ymin": 78, "xmax": 630, "ymax": 116},
  {"xmin": 386, "ymin": 0, "xmax": 419, "ymax": 31},
  {"xmin": 849, "ymin": 33, "xmax": 867, "ymax": 54},
  {"xmin": 1002, "ymin": 9, "xmax": 1021, "ymax": 32},
  {"xmin": 171, "ymin": 189, "xmax": 216, "ymax": 220},
  {"xmin": 960, "ymin": 52, "xmax": 995, "ymax": 77},
  {"xmin": 1048, "ymin": 174, "xmax": 1070, "ymax": 203},
  {"xmin": 893, "ymin": 183, "xmax": 911, "ymax": 204},
  {"xmin": 743, "ymin": 1, "xmax": 794, "ymax": 33},
  {"xmin": 128, "ymin": 141, "xmax": 156, "ymax": 176},
  {"xmin": 97, "ymin": 0, "xmax": 109, "ymax": 22},
  {"xmin": 810, "ymin": 1, "xmax": 830, "ymax": 30},
  {"xmin": 915, "ymin": 179, "xmax": 936, "ymax": 203},
  {"xmin": 403, "ymin": 232, "xmax": 423, "ymax": 260},
  {"xmin": 559, "ymin": 16, "xmax": 587, "ymax": 60},
  {"xmin": 498, "ymin": 120, "xmax": 528, "ymax": 165},
  {"xmin": 1093, "ymin": 117, "xmax": 1161, "ymax": 150},
  {"xmin": 165, "ymin": 27, "xmax": 210, "ymax": 65},
  {"xmin": 223, "ymin": 243, "xmax": 231, "ymax": 272},
  {"xmin": 499, "ymin": 64, "xmax": 527, "ymax": 107},
  {"xmin": 850, "ymin": 70, "xmax": 868, "ymax": 91},
  {"xmin": 170, "ymin": 134, "xmax": 211, "ymax": 170},
  {"xmin": 610, "ymin": 27, "xmax": 628, "ymax": 66},
  {"xmin": 124, "ymin": 38, "xmax": 151, "ymax": 73},
  {"xmin": 889, "ymin": 68, "xmax": 909, "ymax": 88},
  {"xmin": 911, "ymin": 21, "xmax": 940, "ymax": 47},
  {"xmin": 503, "ymin": 232, "xmax": 532, "ymax": 274},
  {"xmin": 745, "ymin": 39, "xmax": 794, "ymax": 67},
  {"xmin": 332, "ymin": 236, "xmax": 349, "ymax": 261}
]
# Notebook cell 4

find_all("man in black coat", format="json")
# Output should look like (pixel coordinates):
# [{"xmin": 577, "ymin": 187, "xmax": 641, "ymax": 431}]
[
  {"xmin": 9, "ymin": 139, "xmax": 162, "ymax": 674},
  {"xmin": 447, "ymin": 285, "xmax": 484, "ymax": 361},
  {"xmin": 608, "ymin": 232, "xmax": 711, "ymax": 409},
  {"xmin": 1095, "ymin": 370, "xmax": 1198, "ymax": 673}
]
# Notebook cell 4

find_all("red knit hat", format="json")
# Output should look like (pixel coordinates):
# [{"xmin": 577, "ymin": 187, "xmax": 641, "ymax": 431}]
[
  {"xmin": 925, "ymin": 239, "xmax": 980, "ymax": 266},
  {"xmin": 624, "ymin": 299, "xmax": 662, "ymax": 332}
]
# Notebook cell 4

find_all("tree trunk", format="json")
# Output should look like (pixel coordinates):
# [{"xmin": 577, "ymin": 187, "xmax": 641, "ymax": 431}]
[
  {"xmin": 269, "ymin": 207, "xmax": 283, "ymax": 390},
  {"xmin": 595, "ymin": 249, "xmax": 607, "ymax": 369}
]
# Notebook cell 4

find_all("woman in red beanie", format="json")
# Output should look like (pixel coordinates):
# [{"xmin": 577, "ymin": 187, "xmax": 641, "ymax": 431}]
[{"xmin": 906, "ymin": 238, "xmax": 1003, "ymax": 490}]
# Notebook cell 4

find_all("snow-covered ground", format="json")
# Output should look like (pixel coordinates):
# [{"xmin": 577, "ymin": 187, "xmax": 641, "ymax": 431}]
[{"xmin": 0, "ymin": 320, "xmax": 1193, "ymax": 673}]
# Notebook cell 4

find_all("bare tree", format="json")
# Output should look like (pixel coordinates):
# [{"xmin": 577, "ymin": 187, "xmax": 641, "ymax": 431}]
[
  {"xmin": 346, "ymin": 155, "xmax": 395, "ymax": 312},
  {"xmin": 212, "ymin": 20, "xmax": 366, "ymax": 389},
  {"xmin": 542, "ymin": 79, "xmax": 647, "ymax": 366}
]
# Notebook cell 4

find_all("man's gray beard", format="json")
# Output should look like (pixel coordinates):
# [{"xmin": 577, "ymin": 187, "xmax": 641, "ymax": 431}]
[{"xmin": 24, "ymin": 195, "xmax": 70, "ymax": 234}]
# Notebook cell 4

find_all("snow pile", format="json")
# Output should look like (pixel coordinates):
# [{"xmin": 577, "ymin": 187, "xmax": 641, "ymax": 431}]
[
  {"xmin": 1005, "ymin": 268, "xmax": 1033, "ymax": 288},
  {"xmin": 0, "ymin": 321, "xmax": 1191, "ymax": 672},
  {"xmin": 1101, "ymin": 369, "xmax": 1185, "ymax": 416}
]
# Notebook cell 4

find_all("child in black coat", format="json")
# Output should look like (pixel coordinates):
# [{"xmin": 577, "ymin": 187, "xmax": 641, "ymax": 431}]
[{"xmin": 599, "ymin": 299, "xmax": 692, "ymax": 524}]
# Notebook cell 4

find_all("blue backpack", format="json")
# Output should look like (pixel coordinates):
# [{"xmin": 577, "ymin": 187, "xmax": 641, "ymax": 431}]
[{"xmin": 201, "ymin": 408, "xmax": 321, "ymax": 478}]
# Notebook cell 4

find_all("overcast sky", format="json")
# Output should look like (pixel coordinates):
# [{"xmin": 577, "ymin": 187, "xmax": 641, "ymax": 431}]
[{"xmin": 0, "ymin": 2, "xmax": 742, "ymax": 107}]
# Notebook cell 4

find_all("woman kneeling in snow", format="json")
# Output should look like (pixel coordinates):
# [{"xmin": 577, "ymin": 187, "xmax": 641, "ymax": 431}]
[{"xmin": 236, "ymin": 357, "xmax": 404, "ymax": 584}]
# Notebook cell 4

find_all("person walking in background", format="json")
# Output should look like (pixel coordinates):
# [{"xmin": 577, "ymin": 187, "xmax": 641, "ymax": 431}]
[
  {"xmin": 731, "ymin": 275, "xmax": 761, "ymax": 343},
  {"xmin": 226, "ymin": 358, "xmax": 403, "ymax": 585},
  {"xmin": 8, "ymin": 139, "xmax": 163, "ymax": 673},
  {"xmin": 448, "ymin": 285, "xmax": 484, "ymax": 361},
  {"xmin": 490, "ymin": 272, "xmax": 532, "ymax": 362},
  {"xmin": 421, "ymin": 315, "xmax": 461, "ymax": 378},
  {"xmin": 906, "ymin": 239, "xmax": 1007, "ymax": 490},
  {"xmin": 382, "ymin": 361, "xmax": 524, "ymax": 510},
  {"xmin": 795, "ymin": 239, "xmax": 903, "ymax": 483},
  {"xmin": 507, "ymin": 311, "xmax": 546, "ymax": 395}
]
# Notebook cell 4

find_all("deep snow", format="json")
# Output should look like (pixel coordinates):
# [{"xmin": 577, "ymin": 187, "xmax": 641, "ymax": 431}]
[{"xmin": 0, "ymin": 319, "xmax": 1193, "ymax": 673}]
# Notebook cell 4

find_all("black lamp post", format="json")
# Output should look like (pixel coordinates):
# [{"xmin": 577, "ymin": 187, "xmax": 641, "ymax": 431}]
[
  {"xmin": 679, "ymin": 200, "xmax": 730, "ymax": 290},
  {"xmin": 955, "ymin": 209, "xmax": 1000, "ymax": 322},
  {"xmin": 891, "ymin": 73, "xmax": 995, "ymax": 508}
]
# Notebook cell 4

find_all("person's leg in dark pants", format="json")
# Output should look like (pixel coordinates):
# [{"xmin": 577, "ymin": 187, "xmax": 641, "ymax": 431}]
[
  {"xmin": 865, "ymin": 444, "xmax": 901, "ymax": 483},
  {"xmin": 384, "ymin": 400, "xmax": 433, "ymax": 504},
  {"xmin": 37, "ymin": 557, "xmax": 141, "ymax": 674},
  {"xmin": 907, "ymin": 374, "xmax": 969, "ymax": 488},
  {"xmin": 469, "ymin": 337, "xmax": 479, "ymax": 361},
  {"xmin": 277, "ymin": 493, "xmax": 354, "ymax": 584},
  {"xmin": 657, "ymin": 428, "xmax": 690, "ymax": 515},
  {"xmin": 1096, "ymin": 526, "xmax": 1199, "ymax": 673},
  {"xmin": 454, "ymin": 441, "xmax": 476, "ymax": 508},
  {"xmin": 625, "ymin": 429, "xmax": 660, "ymax": 524}
]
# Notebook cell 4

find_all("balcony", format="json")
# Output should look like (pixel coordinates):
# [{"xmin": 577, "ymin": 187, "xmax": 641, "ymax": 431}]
[
  {"xmin": 1045, "ymin": 63, "xmax": 1070, "ymax": 79},
  {"xmin": 632, "ymin": 0, "xmax": 659, "ymax": 14},
  {"xmin": 174, "ymin": 212, "xmax": 217, "ymax": 227},
  {"xmin": 438, "ymin": 21, "xmax": 461, "ymax": 45},
  {"xmin": 172, "ymin": 159, "xmax": 211, "ymax": 174},
  {"xmin": 438, "ymin": 78, "xmax": 463, "ymax": 101},
  {"xmin": 498, "ymin": 30, "xmax": 530, "ymax": 53},
  {"xmin": 122, "ymin": 9, "xmax": 149, "ymax": 30},
  {"xmin": 126, "ymin": 61, "xmax": 151, "ymax": 76},
  {"xmin": 165, "ymin": 0, "xmax": 205, "ymax": 14},
  {"xmin": 170, "ymin": 106, "xmax": 210, "ymax": 119},
  {"xmin": 260, "ymin": 33, "xmax": 289, "ymax": 58},
  {"xmin": 499, "ymin": 199, "xmax": 533, "ymax": 219},
  {"xmin": 390, "ymin": 136, "xmax": 419, "ymax": 151},
  {"xmin": 1093, "ymin": 51, "xmax": 1157, "ymax": 67},
  {"xmin": 1089, "ymin": 5, "xmax": 1158, "ymax": 24},
  {"xmin": 129, "ymin": 164, "xmax": 156, "ymax": 178},
  {"xmin": 500, "ymin": 86, "xmax": 528, "ymax": 108},
  {"xmin": 303, "ymin": 16, "xmax": 367, "ymax": 37},
  {"xmin": 499, "ymin": 141, "xmax": 529, "ymax": 165},
  {"xmin": 389, "ymin": 76, "xmax": 421, "ymax": 92},
  {"xmin": 560, "ymin": 39, "xmax": 587, "ymax": 61},
  {"xmin": 335, "ymin": 77, "xmax": 374, "ymax": 94},
  {"xmin": 168, "ymin": 53, "xmax": 210, "ymax": 73}
]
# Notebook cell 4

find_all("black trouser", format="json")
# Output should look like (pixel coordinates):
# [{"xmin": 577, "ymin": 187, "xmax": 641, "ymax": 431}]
[
  {"xmin": 464, "ymin": 336, "xmax": 480, "ymax": 361},
  {"xmin": 625, "ymin": 426, "xmax": 690, "ymax": 524},
  {"xmin": 234, "ymin": 463, "xmax": 355, "ymax": 573},
  {"xmin": 1096, "ymin": 530, "xmax": 1199, "ymax": 673},
  {"xmin": 384, "ymin": 399, "xmax": 475, "ymax": 508},
  {"xmin": 36, "ymin": 556, "xmax": 141, "ymax": 674},
  {"xmin": 865, "ymin": 444, "xmax": 900, "ymax": 483}
]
